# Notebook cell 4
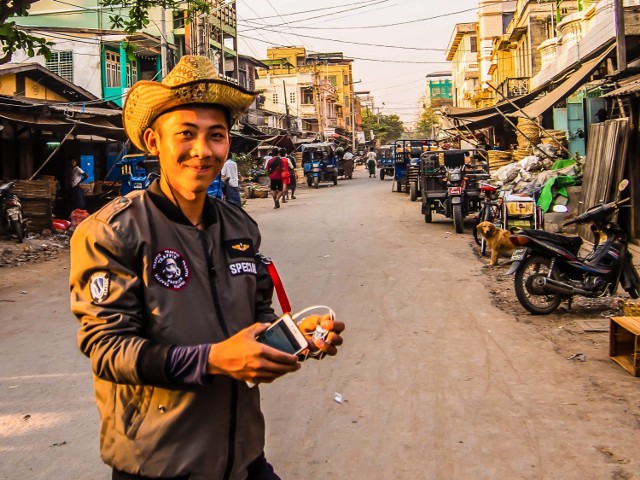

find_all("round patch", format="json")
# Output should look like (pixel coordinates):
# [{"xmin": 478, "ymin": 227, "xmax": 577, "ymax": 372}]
[
  {"xmin": 89, "ymin": 271, "xmax": 110, "ymax": 303},
  {"xmin": 152, "ymin": 249, "xmax": 190, "ymax": 290}
]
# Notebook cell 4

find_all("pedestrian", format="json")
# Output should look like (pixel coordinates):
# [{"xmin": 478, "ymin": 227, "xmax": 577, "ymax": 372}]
[
  {"xmin": 279, "ymin": 148, "xmax": 295, "ymax": 201},
  {"xmin": 266, "ymin": 148, "xmax": 284, "ymax": 208},
  {"xmin": 282, "ymin": 148, "xmax": 297, "ymax": 200},
  {"xmin": 69, "ymin": 157, "xmax": 88, "ymax": 212},
  {"xmin": 366, "ymin": 149, "xmax": 377, "ymax": 178},
  {"xmin": 69, "ymin": 55, "xmax": 344, "ymax": 480},
  {"xmin": 221, "ymin": 155, "xmax": 241, "ymax": 206}
]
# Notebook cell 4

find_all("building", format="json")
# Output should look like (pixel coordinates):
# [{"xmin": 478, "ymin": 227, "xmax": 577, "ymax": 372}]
[
  {"xmin": 446, "ymin": 22, "xmax": 479, "ymax": 108},
  {"xmin": 425, "ymin": 71, "xmax": 453, "ymax": 109}
]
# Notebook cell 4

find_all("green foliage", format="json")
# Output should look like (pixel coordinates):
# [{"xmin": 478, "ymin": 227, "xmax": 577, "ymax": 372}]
[
  {"xmin": 0, "ymin": 0, "xmax": 53, "ymax": 64},
  {"xmin": 361, "ymin": 110, "xmax": 404, "ymax": 145},
  {"xmin": 415, "ymin": 106, "xmax": 440, "ymax": 138},
  {"xmin": 2, "ymin": 0, "xmax": 213, "ymax": 64}
]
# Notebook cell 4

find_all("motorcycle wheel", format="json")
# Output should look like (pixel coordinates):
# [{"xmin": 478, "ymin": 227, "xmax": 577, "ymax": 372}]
[
  {"xmin": 333, "ymin": 176, "xmax": 338, "ymax": 186},
  {"xmin": 313, "ymin": 176, "xmax": 319, "ymax": 189},
  {"xmin": 424, "ymin": 203, "xmax": 432, "ymax": 223},
  {"xmin": 11, "ymin": 219, "xmax": 23, "ymax": 243},
  {"xmin": 453, "ymin": 204, "xmax": 463, "ymax": 234},
  {"xmin": 380, "ymin": 170, "xmax": 385, "ymax": 181},
  {"xmin": 514, "ymin": 255, "xmax": 563, "ymax": 315},
  {"xmin": 396, "ymin": 180, "xmax": 403, "ymax": 193},
  {"xmin": 410, "ymin": 182, "xmax": 418, "ymax": 202},
  {"xmin": 307, "ymin": 176, "xmax": 312, "ymax": 187}
]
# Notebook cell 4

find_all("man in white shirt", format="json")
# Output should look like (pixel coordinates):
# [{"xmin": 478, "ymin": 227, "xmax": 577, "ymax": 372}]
[{"xmin": 221, "ymin": 156, "xmax": 241, "ymax": 206}]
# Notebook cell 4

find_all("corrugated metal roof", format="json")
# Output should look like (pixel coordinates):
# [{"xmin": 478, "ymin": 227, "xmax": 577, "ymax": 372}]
[{"xmin": 602, "ymin": 76, "xmax": 640, "ymax": 97}]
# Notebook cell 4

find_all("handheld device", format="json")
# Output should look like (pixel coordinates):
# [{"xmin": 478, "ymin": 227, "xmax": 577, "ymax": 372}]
[{"xmin": 256, "ymin": 313, "xmax": 309, "ymax": 355}]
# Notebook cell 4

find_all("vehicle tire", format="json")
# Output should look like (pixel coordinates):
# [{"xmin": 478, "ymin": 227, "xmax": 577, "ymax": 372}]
[
  {"xmin": 11, "ymin": 219, "xmax": 23, "ymax": 243},
  {"xmin": 514, "ymin": 255, "xmax": 563, "ymax": 315},
  {"xmin": 453, "ymin": 203, "xmax": 463, "ymax": 234},
  {"xmin": 424, "ymin": 204, "xmax": 432, "ymax": 223},
  {"xmin": 380, "ymin": 170, "xmax": 385, "ymax": 181},
  {"xmin": 313, "ymin": 176, "xmax": 319, "ymax": 189},
  {"xmin": 396, "ymin": 180, "xmax": 403, "ymax": 193},
  {"xmin": 307, "ymin": 176, "xmax": 312, "ymax": 187},
  {"xmin": 333, "ymin": 175, "xmax": 338, "ymax": 186},
  {"xmin": 626, "ymin": 287, "xmax": 640, "ymax": 299},
  {"xmin": 410, "ymin": 182, "xmax": 418, "ymax": 202}
]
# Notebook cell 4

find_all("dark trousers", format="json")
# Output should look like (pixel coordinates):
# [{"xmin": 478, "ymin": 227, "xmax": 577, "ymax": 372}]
[{"xmin": 112, "ymin": 453, "xmax": 281, "ymax": 480}]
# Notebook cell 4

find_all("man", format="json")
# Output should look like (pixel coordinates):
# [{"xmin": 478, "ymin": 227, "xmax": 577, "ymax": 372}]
[
  {"xmin": 265, "ymin": 148, "xmax": 284, "ymax": 208},
  {"xmin": 69, "ymin": 157, "xmax": 88, "ymax": 212},
  {"xmin": 366, "ymin": 149, "xmax": 377, "ymax": 178},
  {"xmin": 69, "ymin": 56, "xmax": 344, "ymax": 480},
  {"xmin": 221, "ymin": 155, "xmax": 241, "ymax": 206}
]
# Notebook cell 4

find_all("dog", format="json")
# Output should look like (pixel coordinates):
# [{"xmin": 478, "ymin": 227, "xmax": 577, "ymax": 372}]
[{"xmin": 476, "ymin": 221, "xmax": 516, "ymax": 266}]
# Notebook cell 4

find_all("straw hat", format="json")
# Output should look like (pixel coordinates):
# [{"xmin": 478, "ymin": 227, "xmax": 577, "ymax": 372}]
[{"xmin": 123, "ymin": 55, "xmax": 257, "ymax": 152}]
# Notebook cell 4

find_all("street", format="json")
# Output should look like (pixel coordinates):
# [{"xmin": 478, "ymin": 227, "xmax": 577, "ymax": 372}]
[{"xmin": 1, "ymin": 166, "xmax": 640, "ymax": 479}]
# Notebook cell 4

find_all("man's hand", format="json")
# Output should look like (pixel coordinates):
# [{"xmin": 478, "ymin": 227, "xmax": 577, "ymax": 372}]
[
  {"xmin": 207, "ymin": 323, "xmax": 301, "ymax": 383},
  {"xmin": 297, "ymin": 313, "xmax": 345, "ymax": 358}
]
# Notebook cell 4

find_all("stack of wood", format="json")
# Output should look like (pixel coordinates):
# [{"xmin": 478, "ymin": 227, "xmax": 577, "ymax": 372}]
[
  {"xmin": 488, "ymin": 150, "xmax": 514, "ymax": 173},
  {"xmin": 10, "ymin": 179, "xmax": 53, "ymax": 232}
]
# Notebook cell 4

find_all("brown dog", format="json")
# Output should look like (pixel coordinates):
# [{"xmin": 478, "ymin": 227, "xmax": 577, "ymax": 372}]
[{"xmin": 476, "ymin": 221, "xmax": 516, "ymax": 266}]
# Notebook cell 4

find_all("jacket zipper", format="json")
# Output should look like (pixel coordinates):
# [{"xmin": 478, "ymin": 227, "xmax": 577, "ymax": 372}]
[{"xmin": 197, "ymin": 231, "xmax": 238, "ymax": 480}]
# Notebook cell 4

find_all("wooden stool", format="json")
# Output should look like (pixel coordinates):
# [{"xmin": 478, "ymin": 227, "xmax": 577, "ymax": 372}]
[{"xmin": 610, "ymin": 316, "xmax": 640, "ymax": 376}]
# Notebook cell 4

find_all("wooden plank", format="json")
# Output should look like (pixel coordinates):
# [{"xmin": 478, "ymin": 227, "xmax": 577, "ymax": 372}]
[{"xmin": 610, "ymin": 316, "xmax": 640, "ymax": 334}]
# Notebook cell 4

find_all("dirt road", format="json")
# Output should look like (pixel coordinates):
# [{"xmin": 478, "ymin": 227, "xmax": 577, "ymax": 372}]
[{"xmin": 1, "ymin": 166, "xmax": 639, "ymax": 479}]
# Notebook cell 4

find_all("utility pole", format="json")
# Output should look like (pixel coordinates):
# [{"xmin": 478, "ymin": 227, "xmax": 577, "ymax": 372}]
[
  {"xmin": 614, "ymin": 0, "xmax": 627, "ymax": 73},
  {"xmin": 282, "ymin": 80, "xmax": 291, "ymax": 132},
  {"xmin": 313, "ymin": 64, "xmax": 324, "ymax": 140},
  {"xmin": 160, "ymin": 7, "xmax": 168, "ymax": 78}
]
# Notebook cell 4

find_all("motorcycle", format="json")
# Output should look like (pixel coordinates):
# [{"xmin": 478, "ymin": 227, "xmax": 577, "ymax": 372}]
[
  {"xmin": 507, "ymin": 180, "xmax": 640, "ymax": 315},
  {"xmin": 0, "ymin": 181, "xmax": 27, "ymax": 243}
]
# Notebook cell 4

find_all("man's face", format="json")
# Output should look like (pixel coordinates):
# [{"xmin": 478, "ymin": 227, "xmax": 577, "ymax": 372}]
[{"xmin": 144, "ymin": 106, "xmax": 230, "ymax": 200}]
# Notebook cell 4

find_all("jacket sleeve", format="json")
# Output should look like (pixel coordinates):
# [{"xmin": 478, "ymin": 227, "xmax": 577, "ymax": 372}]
[
  {"xmin": 255, "ymin": 256, "xmax": 278, "ymax": 324},
  {"xmin": 69, "ymin": 217, "xmax": 170, "ymax": 386}
]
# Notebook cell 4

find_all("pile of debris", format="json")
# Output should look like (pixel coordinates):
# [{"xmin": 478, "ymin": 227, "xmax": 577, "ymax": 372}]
[{"xmin": 0, "ymin": 233, "xmax": 69, "ymax": 268}]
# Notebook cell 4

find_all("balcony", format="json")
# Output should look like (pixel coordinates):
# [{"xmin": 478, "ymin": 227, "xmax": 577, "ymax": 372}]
[{"xmin": 497, "ymin": 77, "xmax": 530, "ymax": 98}]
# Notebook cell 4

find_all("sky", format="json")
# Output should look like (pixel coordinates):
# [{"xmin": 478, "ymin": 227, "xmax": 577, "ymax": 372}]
[{"xmin": 235, "ymin": 0, "xmax": 479, "ymax": 126}]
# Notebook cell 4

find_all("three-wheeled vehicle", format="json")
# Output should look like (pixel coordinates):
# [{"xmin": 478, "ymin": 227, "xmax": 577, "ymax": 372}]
[
  {"xmin": 420, "ymin": 148, "xmax": 490, "ymax": 233},
  {"xmin": 376, "ymin": 145, "xmax": 395, "ymax": 181},
  {"xmin": 407, "ymin": 139, "xmax": 439, "ymax": 201},
  {"xmin": 118, "ymin": 154, "xmax": 160, "ymax": 195},
  {"xmin": 393, "ymin": 139, "xmax": 439, "ymax": 193},
  {"xmin": 300, "ymin": 142, "xmax": 338, "ymax": 188}
]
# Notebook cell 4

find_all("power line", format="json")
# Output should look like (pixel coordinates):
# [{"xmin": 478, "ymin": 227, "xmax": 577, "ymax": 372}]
[{"xmin": 239, "ymin": 0, "xmax": 385, "ymax": 21}]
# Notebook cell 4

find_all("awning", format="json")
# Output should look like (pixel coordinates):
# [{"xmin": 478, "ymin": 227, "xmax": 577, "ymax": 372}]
[
  {"xmin": 602, "ymin": 74, "xmax": 640, "ymax": 97},
  {"xmin": 510, "ymin": 44, "xmax": 615, "ymax": 119}
]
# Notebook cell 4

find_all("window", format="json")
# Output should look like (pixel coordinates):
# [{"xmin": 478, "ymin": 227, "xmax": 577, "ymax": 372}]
[
  {"xmin": 105, "ymin": 51, "xmax": 121, "ymax": 88},
  {"xmin": 301, "ymin": 87, "xmax": 314, "ymax": 104},
  {"xmin": 126, "ymin": 61, "xmax": 137, "ymax": 87},
  {"xmin": 469, "ymin": 36, "xmax": 477, "ymax": 53},
  {"xmin": 344, "ymin": 74, "xmax": 349, "ymax": 85},
  {"xmin": 45, "ymin": 51, "xmax": 73, "ymax": 82},
  {"xmin": 328, "ymin": 76, "xmax": 337, "ymax": 87},
  {"xmin": 289, "ymin": 92, "xmax": 296, "ymax": 104},
  {"xmin": 272, "ymin": 93, "xmax": 279, "ymax": 104}
]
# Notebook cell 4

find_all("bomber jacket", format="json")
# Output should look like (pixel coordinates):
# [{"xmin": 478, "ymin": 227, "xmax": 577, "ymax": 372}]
[{"xmin": 69, "ymin": 181, "xmax": 278, "ymax": 479}]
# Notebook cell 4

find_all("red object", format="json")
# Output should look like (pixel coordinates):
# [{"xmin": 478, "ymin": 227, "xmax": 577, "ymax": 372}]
[
  {"xmin": 52, "ymin": 219, "xmax": 71, "ymax": 231},
  {"xmin": 70, "ymin": 209, "xmax": 90, "ymax": 227},
  {"xmin": 264, "ymin": 259, "xmax": 291, "ymax": 314}
]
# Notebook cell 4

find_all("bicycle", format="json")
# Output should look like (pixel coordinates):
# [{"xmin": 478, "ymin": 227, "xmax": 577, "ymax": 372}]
[{"xmin": 472, "ymin": 182, "xmax": 502, "ymax": 256}]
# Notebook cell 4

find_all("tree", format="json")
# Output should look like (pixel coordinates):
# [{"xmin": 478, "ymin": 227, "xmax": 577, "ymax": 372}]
[
  {"xmin": 361, "ymin": 109, "xmax": 404, "ymax": 145},
  {"xmin": 0, "ymin": 0, "xmax": 212, "ymax": 65},
  {"xmin": 415, "ymin": 106, "xmax": 440, "ymax": 138}
]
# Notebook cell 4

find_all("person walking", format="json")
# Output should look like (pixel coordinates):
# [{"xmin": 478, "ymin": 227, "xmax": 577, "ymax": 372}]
[
  {"xmin": 366, "ymin": 149, "xmax": 377, "ymax": 178},
  {"xmin": 69, "ymin": 157, "xmax": 88, "ymax": 212},
  {"xmin": 221, "ymin": 155, "xmax": 241, "ymax": 206},
  {"xmin": 282, "ymin": 148, "xmax": 297, "ymax": 199},
  {"xmin": 266, "ymin": 149, "xmax": 284, "ymax": 208},
  {"xmin": 69, "ymin": 56, "xmax": 344, "ymax": 480}
]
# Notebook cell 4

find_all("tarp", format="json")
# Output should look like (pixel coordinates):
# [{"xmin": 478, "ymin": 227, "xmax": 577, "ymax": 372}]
[{"xmin": 510, "ymin": 44, "xmax": 615, "ymax": 119}]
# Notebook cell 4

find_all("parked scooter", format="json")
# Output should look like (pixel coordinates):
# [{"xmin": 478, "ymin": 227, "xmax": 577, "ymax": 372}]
[
  {"xmin": 0, "ymin": 181, "xmax": 26, "ymax": 243},
  {"xmin": 507, "ymin": 180, "xmax": 640, "ymax": 315}
]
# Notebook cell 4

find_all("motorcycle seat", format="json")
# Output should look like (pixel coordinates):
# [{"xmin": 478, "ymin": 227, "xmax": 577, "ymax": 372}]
[{"xmin": 521, "ymin": 229, "xmax": 583, "ymax": 254}]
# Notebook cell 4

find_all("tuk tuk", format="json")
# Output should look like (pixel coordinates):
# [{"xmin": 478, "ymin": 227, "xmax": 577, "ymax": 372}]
[
  {"xmin": 392, "ymin": 139, "xmax": 438, "ymax": 193},
  {"xmin": 407, "ymin": 139, "xmax": 439, "ymax": 201},
  {"xmin": 300, "ymin": 142, "xmax": 338, "ymax": 188},
  {"xmin": 419, "ymin": 148, "xmax": 490, "ymax": 233},
  {"xmin": 376, "ymin": 145, "xmax": 395, "ymax": 180},
  {"xmin": 118, "ymin": 154, "xmax": 160, "ymax": 195}
]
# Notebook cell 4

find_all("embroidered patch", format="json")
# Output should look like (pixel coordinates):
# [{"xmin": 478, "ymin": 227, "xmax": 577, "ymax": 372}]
[
  {"xmin": 153, "ymin": 249, "xmax": 190, "ymax": 290},
  {"xmin": 89, "ymin": 271, "xmax": 110, "ymax": 303},
  {"xmin": 229, "ymin": 261, "xmax": 257, "ymax": 277},
  {"xmin": 224, "ymin": 239, "xmax": 255, "ymax": 259}
]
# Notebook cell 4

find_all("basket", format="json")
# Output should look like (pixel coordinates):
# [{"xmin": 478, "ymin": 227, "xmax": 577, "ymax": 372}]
[{"xmin": 253, "ymin": 189, "xmax": 269, "ymax": 199}]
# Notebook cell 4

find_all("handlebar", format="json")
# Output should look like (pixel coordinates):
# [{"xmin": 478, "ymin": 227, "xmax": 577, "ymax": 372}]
[{"xmin": 562, "ymin": 197, "xmax": 629, "ymax": 227}]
